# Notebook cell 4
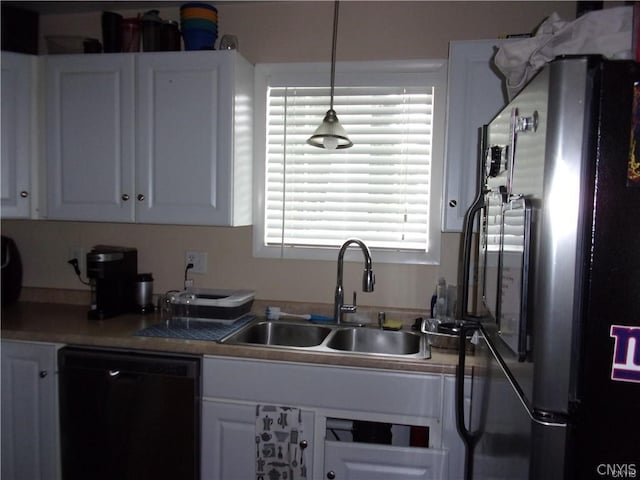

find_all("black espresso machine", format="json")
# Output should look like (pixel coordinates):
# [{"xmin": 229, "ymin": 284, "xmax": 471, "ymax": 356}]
[{"xmin": 86, "ymin": 245, "xmax": 137, "ymax": 319}]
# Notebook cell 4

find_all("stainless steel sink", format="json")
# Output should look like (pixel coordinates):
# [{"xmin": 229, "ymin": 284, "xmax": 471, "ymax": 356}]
[
  {"xmin": 224, "ymin": 320, "xmax": 332, "ymax": 347},
  {"xmin": 222, "ymin": 320, "xmax": 430, "ymax": 359},
  {"xmin": 326, "ymin": 327, "xmax": 423, "ymax": 356}
]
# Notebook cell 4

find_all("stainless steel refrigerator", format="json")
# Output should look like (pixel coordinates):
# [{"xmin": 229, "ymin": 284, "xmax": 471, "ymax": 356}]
[{"xmin": 456, "ymin": 55, "xmax": 640, "ymax": 480}]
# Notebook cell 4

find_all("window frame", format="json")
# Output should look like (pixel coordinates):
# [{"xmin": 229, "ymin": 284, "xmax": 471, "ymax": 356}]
[{"xmin": 253, "ymin": 59, "xmax": 448, "ymax": 265}]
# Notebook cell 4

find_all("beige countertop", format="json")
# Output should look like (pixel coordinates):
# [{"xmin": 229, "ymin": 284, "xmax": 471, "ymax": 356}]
[{"xmin": 1, "ymin": 301, "xmax": 466, "ymax": 375}]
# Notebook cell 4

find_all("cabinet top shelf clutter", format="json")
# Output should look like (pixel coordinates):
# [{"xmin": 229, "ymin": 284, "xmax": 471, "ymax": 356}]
[{"xmin": 45, "ymin": 50, "xmax": 254, "ymax": 226}]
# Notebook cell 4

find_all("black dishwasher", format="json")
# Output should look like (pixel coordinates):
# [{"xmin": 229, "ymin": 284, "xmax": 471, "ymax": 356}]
[{"xmin": 58, "ymin": 347, "xmax": 200, "ymax": 480}]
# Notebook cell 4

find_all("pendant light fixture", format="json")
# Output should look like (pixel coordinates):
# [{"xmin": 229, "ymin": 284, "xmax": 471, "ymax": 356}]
[{"xmin": 307, "ymin": 0, "xmax": 353, "ymax": 150}]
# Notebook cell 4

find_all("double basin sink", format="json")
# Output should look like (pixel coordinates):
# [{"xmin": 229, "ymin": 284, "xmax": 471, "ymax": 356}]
[{"xmin": 222, "ymin": 319, "xmax": 430, "ymax": 360}]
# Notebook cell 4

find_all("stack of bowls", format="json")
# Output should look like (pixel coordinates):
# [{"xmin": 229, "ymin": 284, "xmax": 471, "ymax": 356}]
[{"xmin": 180, "ymin": 2, "xmax": 218, "ymax": 50}]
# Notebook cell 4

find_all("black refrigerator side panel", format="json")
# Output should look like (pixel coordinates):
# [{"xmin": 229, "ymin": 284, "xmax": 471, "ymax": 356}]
[{"xmin": 568, "ymin": 61, "xmax": 640, "ymax": 480}]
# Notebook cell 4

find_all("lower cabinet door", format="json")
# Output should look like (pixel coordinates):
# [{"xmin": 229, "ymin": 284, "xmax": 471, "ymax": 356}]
[
  {"xmin": 201, "ymin": 400, "xmax": 314, "ymax": 480},
  {"xmin": 1, "ymin": 340, "xmax": 60, "ymax": 480},
  {"xmin": 324, "ymin": 440, "xmax": 448, "ymax": 480},
  {"xmin": 202, "ymin": 401, "xmax": 255, "ymax": 480}
]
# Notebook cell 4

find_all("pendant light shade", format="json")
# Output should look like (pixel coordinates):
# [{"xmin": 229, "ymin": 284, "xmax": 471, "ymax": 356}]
[
  {"xmin": 307, "ymin": 109, "xmax": 353, "ymax": 150},
  {"xmin": 307, "ymin": 1, "xmax": 353, "ymax": 150}
]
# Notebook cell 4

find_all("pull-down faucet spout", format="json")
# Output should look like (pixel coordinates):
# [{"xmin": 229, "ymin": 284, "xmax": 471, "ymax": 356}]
[{"xmin": 334, "ymin": 238, "xmax": 375, "ymax": 324}]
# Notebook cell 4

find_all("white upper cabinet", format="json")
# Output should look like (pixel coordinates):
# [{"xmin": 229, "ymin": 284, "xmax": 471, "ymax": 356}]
[
  {"xmin": 45, "ymin": 51, "xmax": 253, "ymax": 226},
  {"xmin": 46, "ymin": 54, "xmax": 136, "ymax": 222},
  {"xmin": 1, "ymin": 52, "xmax": 38, "ymax": 218},
  {"xmin": 442, "ymin": 39, "xmax": 512, "ymax": 232},
  {"xmin": 135, "ymin": 52, "xmax": 253, "ymax": 225}
]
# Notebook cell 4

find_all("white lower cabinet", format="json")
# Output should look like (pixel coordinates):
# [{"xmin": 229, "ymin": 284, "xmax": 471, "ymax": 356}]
[
  {"xmin": 202, "ymin": 399, "xmax": 315, "ymax": 480},
  {"xmin": 0, "ymin": 340, "xmax": 61, "ymax": 480},
  {"xmin": 324, "ymin": 440, "xmax": 447, "ymax": 479},
  {"xmin": 442, "ymin": 375, "xmax": 470, "ymax": 480},
  {"xmin": 201, "ymin": 356, "xmax": 460, "ymax": 480},
  {"xmin": 201, "ymin": 401, "xmax": 255, "ymax": 480}
]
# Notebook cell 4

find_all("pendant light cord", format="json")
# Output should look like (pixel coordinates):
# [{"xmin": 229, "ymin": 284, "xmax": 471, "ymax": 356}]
[
  {"xmin": 306, "ymin": 0, "xmax": 353, "ymax": 149},
  {"xmin": 329, "ymin": 0, "xmax": 339, "ymax": 110}
]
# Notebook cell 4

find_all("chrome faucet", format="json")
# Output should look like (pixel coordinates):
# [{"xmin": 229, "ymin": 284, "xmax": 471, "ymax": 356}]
[{"xmin": 333, "ymin": 238, "xmax": 375, "ymax": 324}]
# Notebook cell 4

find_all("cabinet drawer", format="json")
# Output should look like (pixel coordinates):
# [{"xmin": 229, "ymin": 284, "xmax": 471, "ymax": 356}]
[{"xmin": 324, "ymin": 440, "xmax": 448, "ymax": 479}]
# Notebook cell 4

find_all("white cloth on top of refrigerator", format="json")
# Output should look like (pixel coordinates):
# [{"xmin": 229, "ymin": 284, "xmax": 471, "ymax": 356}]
[{"xmin": 495, "ymin": 6, "xmax": 633, "ymax": 100}]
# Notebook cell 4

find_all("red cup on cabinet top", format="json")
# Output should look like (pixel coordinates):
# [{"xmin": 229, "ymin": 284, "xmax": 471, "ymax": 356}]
[{"xmin": 122, "ymin": 17, "xmax": 141, "ymax": 52}]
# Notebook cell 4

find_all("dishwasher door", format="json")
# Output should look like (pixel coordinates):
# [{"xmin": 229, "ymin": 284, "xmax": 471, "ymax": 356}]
[{"xmin": 58, "ymin": 347, "xmax": 200, "ymax": 480}]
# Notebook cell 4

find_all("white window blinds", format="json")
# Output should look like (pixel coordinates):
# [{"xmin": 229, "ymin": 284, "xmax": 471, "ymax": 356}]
[{"xmin": 265, "ymin": 85, "xmax": 435, "ymax": 252}]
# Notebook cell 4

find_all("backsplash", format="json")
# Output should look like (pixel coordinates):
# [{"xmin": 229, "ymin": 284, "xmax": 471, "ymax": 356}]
[{"xmin": 2, "ymin": 220, "xmax": 461, "ymax": 313}]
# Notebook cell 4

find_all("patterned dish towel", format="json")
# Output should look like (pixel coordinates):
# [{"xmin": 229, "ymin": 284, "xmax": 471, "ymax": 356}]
[{"xmin": 255, "ymin": 405, "xmax": 306, "ymax": 480}]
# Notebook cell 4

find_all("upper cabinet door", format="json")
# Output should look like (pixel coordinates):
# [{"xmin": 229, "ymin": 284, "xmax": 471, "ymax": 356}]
[
  {"xmin": 135, "ymin": 51, "xmax": 253, "ymax": 226},
  {"xmin": 44, "ymin": 51, "xmax": 253, "ymax": 226},
  {"xmin": 442, "ymin": 40, "xmax": 512, "ymax": 232},
  {"xmin": 46, "ymin": 54, "xmax": 136, "ymax": 222},
  {"xmin": 135, "ymin": 52, "xmax": 226, "ymax": 225},
  {"xmin": 1, "ymin": 52, "xmax": 36, "ymax": 219}
]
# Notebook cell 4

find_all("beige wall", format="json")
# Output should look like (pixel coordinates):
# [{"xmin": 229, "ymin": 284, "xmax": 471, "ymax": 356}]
[{"xmin": 2, "ymin": 1, "xmax": 576, "ymax": 311}]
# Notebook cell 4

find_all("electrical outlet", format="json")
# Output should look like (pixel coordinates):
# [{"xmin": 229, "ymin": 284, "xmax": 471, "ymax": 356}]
[
  {"xmin": 185, "ymin": 251, "xmax": 207, "ymax": 274},
  {"xmin": 68, "ymin": 246, "xmax": 86, "ymax": 276}
]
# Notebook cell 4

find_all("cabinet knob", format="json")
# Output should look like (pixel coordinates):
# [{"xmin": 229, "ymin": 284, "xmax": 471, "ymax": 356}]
[
  {"xmin": 326, "ymin": 471, "xmax": 336, "ymax": 479},
  {"xmin": 20, "ymin": 190, "xmax": 28, "ymax": 198},
  {"xmin": 137, "ymin": 194, "xmax": 145, "ymax": 201},
  {"xmin": 299, "ymin": 440, "xmax": 308, "ymax": 450},
  {"xmin": 39, "ymin": 370, "xmax": 47, "ymax": 378},
  {"xmin": 122, "ymin": 194, "xmax": 130, "ymax": 201}
]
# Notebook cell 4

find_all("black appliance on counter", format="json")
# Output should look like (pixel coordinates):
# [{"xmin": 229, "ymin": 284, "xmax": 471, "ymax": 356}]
[
  {"xmin": 456, "ymin": 56, "xmax": 640, "ymax": 479},
  {"xmin": 86, "ymin": 245, "xmax": 137, "ymax": 319},
  {"xmin": 58, "ymin": 347, "xmax": 201, "ymax": 480},
  {"xmin": 1, "ymin": 236, "xmax": 22, "ymax": 305}
]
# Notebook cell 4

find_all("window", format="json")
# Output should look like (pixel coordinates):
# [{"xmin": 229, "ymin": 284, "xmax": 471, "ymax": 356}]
[{"xmin": 253, "ymin": 60, "xmax": 447, "ymax": 264}]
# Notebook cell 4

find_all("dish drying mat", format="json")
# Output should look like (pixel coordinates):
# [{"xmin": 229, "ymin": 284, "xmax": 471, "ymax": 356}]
[{"xmin": 135, "ymin": 315, "xmax": 255, "ymax": 341}]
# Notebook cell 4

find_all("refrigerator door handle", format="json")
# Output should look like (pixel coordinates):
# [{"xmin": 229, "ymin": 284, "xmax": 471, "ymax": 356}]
[
  {"xmin": 456, "ymin": 321, "xmax": 482, "ymax": 480},
  {"xmin": 459, "ymin": 201, "xmax": 483, "ymax": 321},
  {"xmin": 457, "ymin": 125, "xmax": 489, "ymax": 321}
]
